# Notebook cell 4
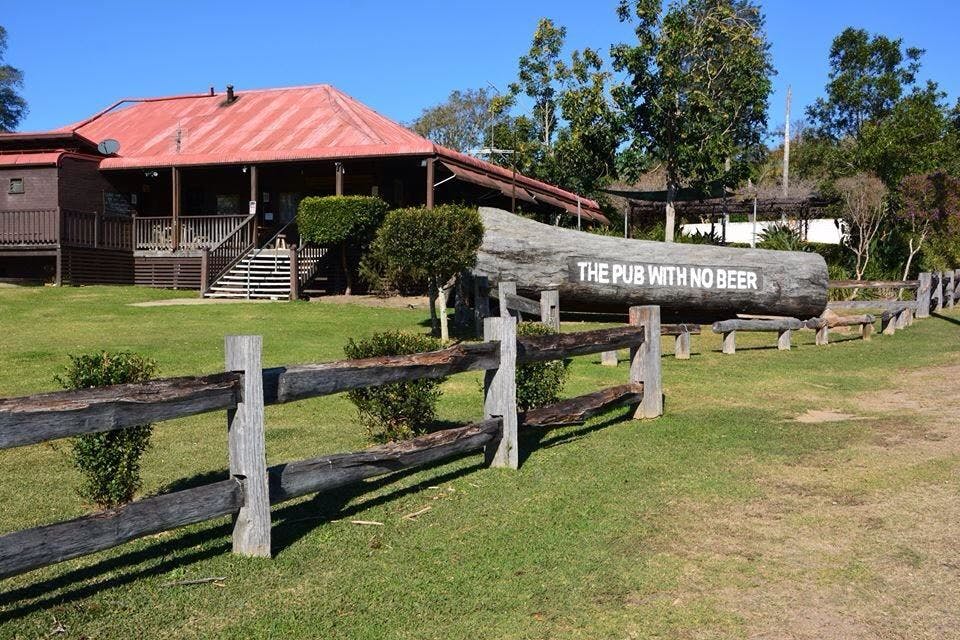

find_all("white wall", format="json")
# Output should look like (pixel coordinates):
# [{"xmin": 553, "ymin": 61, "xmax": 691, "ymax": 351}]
[{"xmin": 680, "ymin": 218, "xmax": 846, "ymax": 246}]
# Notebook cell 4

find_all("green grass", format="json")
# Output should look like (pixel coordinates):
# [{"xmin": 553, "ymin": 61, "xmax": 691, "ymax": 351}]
[{"xmin": 0, "ymin": 286, "xmax": 958, "ymax": 639}]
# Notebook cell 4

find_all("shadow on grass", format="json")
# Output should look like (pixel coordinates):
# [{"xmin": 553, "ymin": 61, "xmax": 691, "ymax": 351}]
[
  {"xmin": 931, "ymin": 312, "xmax": 960, "ymax": 327},
  {"xmin": 1, "ymin": 404, "xmax": 635, "ymax": 621}
]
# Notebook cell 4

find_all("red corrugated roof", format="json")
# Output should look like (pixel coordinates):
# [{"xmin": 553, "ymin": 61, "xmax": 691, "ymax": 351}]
[
  {"xmin": 35, "ymin": 84, "xmax": 604, "ymax": 220},
  {"xmin": 0, "ymin": 151, "xmax": 101, "ymax": 167}
]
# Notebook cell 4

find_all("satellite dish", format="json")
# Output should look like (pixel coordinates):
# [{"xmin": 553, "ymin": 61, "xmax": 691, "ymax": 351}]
[{"xmin": 97, "ymin": 139, "xmax": 120, "ymax": 155}]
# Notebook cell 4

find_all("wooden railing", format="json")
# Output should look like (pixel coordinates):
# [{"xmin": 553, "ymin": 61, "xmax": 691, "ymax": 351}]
[
  {"xmin": 0, "ymin": 209, "xmax": 60, "ymax": 246},
  {"xmin": 61, "ymin": 209, "xmax": 132, "ymax": 250},
  {"xmin": 134, "ymin": 215, "xmax": 251, "ymax": 251},
  {"xmin": 201, "ymin": 214, "xmax": 257, "ymax": 291},
  {"xmin": 0, "ymin": 310, "xmax": 663, "ymax": 580}
]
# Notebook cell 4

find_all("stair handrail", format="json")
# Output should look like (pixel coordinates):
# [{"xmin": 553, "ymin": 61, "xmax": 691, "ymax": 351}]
[
  {"xmin": 243, "ymin": 219, "xmax": 298, "ymax": 299},
  {"xmin": 295, "ymin": 243, "xmax": 326, "ymax": 295},
  {"xmin": 205, "ymin": 213, "xmax": 257, "ymax": 290}
]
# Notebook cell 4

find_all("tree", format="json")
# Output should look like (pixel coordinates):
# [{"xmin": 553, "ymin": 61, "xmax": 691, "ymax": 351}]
[
  {"xmin": 806, "ymin": 28, "xmax": 922, "ymax": 140},
  {"xmin": 0, "ymin": 26, "xmax": 27, "ymax": 132},
  {"xmin": 835, "ymin": 173, "xmax": 887, "ymax": 289},
  {"xmin": 612, "ymin": 0, "xmax": 774, "ymax": 242},
  {"xmin": 548, "ymin": 48, "xmax": 627, "ymax": 197},
  {"xmin": 297, "ymin": 196, "xmax": 389, "ymax": 295},
  {"xmin": 898, "ymin": 172, "xmax": 960, "ymax": 280},
  {"xmin": 364, "ymin": 205, "xmax": 484, "ymax": 340},
  {"xmin": 511, "ymin": 18, "xmax": 569, "ymax": 151},
  {"xmin": 410, "ymin": 88, "xmax": 494, "ymax": 153}
]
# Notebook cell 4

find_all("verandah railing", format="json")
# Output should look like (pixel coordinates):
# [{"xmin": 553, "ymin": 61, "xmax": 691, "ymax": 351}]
[
  {"xmin": 0, "ymin": 308, "xmax": 663, "ymax": 580},
  {"xmin": 0, "ymin": 209, "xmax": 133, "ymax": 250},
  {"xmin": 133, "ymin": 215, "xmax": 252, "ymax": 251},
  {"xmin": 0, "ymin": 209, "xmax": 60, "ymax": 246}
]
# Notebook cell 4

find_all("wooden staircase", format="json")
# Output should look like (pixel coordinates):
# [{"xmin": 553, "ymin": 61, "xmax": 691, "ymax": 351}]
[{"xmin": 204, "ymin": 246, "xmax": 325, "ymax": 300}]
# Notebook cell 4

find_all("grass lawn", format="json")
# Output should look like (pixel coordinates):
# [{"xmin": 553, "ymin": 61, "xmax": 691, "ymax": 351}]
[{"xmin": 1, "ymin": 285, "xmax": 958, "ymax": 639}]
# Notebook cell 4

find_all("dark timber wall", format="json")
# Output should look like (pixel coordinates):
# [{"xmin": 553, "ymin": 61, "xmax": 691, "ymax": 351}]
[
  {"xmin": 134, "ymin": 255, "xmax": 202, "ymax": 289},
  {"xmin": 62, "ymin": 247, "xmax": 134, "ymax": 285}
]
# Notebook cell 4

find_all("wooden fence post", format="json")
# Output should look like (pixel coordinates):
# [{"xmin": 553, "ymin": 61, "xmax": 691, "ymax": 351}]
[
  {"xmin": 895, "ymin": 308, "xmax": 909, "ymax": 330},
  {"xmin": 861, "ymin": 320, "xmax": 873, "ymax": 341},
  {"xmin": 473, "ymin": 275, "xmax": 489, "ymax": 338},
  {"xmin": 674, "ymin": 331, "xmax": 691, "ymax": 360},
  {"xmin": 483, "ymin": 316, "xmax": 518, "ymax": 469},
  {"xmin": 601, "ymin": 351, "xmax": 619, "ymax": 366},
  {"xmin": 721, "ymin": 330, "xmax": 736, "ymax": 354},
  {"xmin": 954, "ymin": 268, "xmax": 960, "ymax": 305},
  {"xmin": 539, "ymin": 289, "xmax": 560, "ymax": 331},
  {"xmin": 225, "ymin": 335, "xmax": 271, "ymax": 557},
  {"xmin": 944, "ymin": 271, "xmax": 957, "ymax": 309},
  {"xmin": 629, "ymin": 305, "xmax": 663, "ymax": 419},
  {"xmin": 917, "ymin": 272, "xmax": 931, "ymax": 318},
  {"xmin": 498, "ymin": 282, "xmax": 518, "ymax": 319},
  {"xmin": 777, "ymin": 329, "xmax": 792, "ymax": 351},
  {"xmin": 288, "ymin": 246, "xmax": 299, "ymax": 301},
  {"xmin": 815, "ymin": 324, "xmax": 829, "ymax": 346},
  {"xmin": 934, "ymin": 271, "xmax": 944, "ymax": 312}
]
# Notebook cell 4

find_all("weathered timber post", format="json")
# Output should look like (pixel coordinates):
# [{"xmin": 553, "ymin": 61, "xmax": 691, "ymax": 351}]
[
  {"xmin": 947, "ymin": 271, "xmax": 956, "ymax": 309},
  {"xmin": 815, "ymin": 323, "xmax": 829, "ymax": 346},
  {"xmin": 881, "ymin": 312, "xmax": 897, "ymax": 336},
  {"xmin": 905, "ymin": 307, "xmax": 914, "ymax": 326},
  {"xmin": 601, "ymin": 351, "xmax": 619, "ymax": 367},
  {"xmin": 483, "ymin": 316, "xmax": 518, "ymax": 468},
  {"xmin": 473, "ymin": 275, "xmax": 490, "ymax": 338},
  {"xmin": 225, "ymin": 335, "xmax": 271, "ymax": 557},
  {"xmin": 934, "ymin": 272, "xmax": 944, "ymax": 312},
  {"xmin": 861, "ymin": 320, "xmax": 873, "ymax": 341},
  {"xmin": 674, "ymin": 331, "xmax": 691, "ymax": 359},
  {"xmin": 539, "ymin": 289, "xmax": 560, "ymax": 331},
  {"xmin": 721, "ymin": 331, "xmax": 736, "ymax": 354},
  {"xmin": 917, "ymin": 272, "xmax": 931, "ymax": 318},
  {"xmin": 954, "ymin": 269, "xmax": 960, "ymax": 305},
  {"xmin": 498, "ymin": 282, "xmax": 518, "ymax": 319},
  {"xmin": 629, "ymin": 305, "xmax": 663, "ymax": 419},
  {"xmin": 895, "ymin": 308, "xmax": 909, "ymax": 330},
  {"xmin": 777, "ymin": 329, "xmax": 792, "ymax": 351},
  {"xmin": 200, "ymin": 248, "xmax": 210, "ymax": 295},
  {"xmin": 288, "ymin": 246, "xmax": 299, "ymax": 301}
]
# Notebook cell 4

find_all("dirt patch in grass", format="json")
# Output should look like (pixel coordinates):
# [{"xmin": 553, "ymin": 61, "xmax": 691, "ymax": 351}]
[
  {"xmin": 793, "ymin": 409, "xmax": 862, "ymax": 423},
  {"xmin": 641, "ymin": 363, "xmax": 960, "ymax": 639}
]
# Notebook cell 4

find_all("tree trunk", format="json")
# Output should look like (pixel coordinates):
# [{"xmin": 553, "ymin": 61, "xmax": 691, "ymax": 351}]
[
  {"xmin": 438, "ymin": 278, "xmax": 454, "ymax": 342},
  {"xmin": 664, "ymin": 183, "xmax": 677, "ymax": 243},
  {"xmin": 427, "ymin": 280, "xmax": 439, "ymax": 337},
  {"xmin": 473, "ymin": 207, "xmax": 828, "ymax": 323},
  {"xmin": 340, "ymin": 243, "xmax": 352, "ymax": 296}
]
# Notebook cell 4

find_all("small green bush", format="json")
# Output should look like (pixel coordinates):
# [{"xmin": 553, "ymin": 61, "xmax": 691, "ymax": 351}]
[
  {"xmin": 297, "ymin": 195, "xmax": 390, "ymax": 294},
  {"xmin": 344, "ymin": 332, "xmax": 445, "ymax": 443},
  {"xmin": 515, "ymin": 322, "xmax": 569, "ymax": 411},
  {"xmin": 57, "ymin": 352, "xmax": 158, "ymax": 508},
  {"xmin": 758, "ymin": 223, "xmax": 808, "ymax": 252}
]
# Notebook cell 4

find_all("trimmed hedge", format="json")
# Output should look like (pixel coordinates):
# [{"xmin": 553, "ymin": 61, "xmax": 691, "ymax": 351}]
[
  {"xmin": 515, "ymin": 322, "xmax": 569, "ymax": 411},
  {"xmin": 296, "ymin": 195, "xmax": 390, "ymax": 246}
]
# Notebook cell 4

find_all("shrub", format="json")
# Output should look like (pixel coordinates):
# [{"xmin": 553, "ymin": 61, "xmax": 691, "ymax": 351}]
[
  {"xmin": 515, "ymin": 322, "xmax": 569, "ymax": 412},
  {"xmin": 758, "ymin": 223, "xmax": 807, "ymax": 252},
  {"xmin": 297, "ymin": 195, "xmax": 390, "ymax": 294},
  {"xmin": 56, "ymin": 352, "xmax": 158, "ymax": 508},
  {"xmin": 364, "ymin": 204, "xmax": 484, "ymax": 337},
  {"xmin": 678, "ymin": 229, "xmax": 723, "ymax": 245},
  {"xmin": 344, "ymin": 332, "xmax": 445, "ymax": 443}
]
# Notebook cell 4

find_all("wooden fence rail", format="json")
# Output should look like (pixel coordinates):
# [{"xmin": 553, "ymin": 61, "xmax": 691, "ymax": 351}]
[{"xmin": 0, "ymin": 309, "xmax": 662, "ymax": 580}]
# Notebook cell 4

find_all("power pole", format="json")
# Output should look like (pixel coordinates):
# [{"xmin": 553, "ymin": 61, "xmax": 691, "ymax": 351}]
[{"xmin": 783, "ymin": 86, "xmax": 791, "ymax": 199}]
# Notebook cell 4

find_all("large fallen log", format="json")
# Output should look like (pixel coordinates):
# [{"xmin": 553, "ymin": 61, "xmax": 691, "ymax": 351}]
[{"xmin": 474, "ymin": 207, "xmax": 828, "ymax": 322}]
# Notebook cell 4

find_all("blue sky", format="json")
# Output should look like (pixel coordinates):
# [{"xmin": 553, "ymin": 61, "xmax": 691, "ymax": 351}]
[{"xmin": 6, "ymin": 1, "xmax": 959, "ymax": 136}]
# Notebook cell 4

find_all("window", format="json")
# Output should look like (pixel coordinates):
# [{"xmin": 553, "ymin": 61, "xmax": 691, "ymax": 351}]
[{"xmin": 8, "ymin": 178, "xmax": 24, "ymax": 194}]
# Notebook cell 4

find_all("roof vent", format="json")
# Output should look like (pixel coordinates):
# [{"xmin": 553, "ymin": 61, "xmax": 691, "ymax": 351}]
[
  {"xmin": 226, "ymin": 85, "xmax": 236, "ymax": 103},
  {"xmin": 209, "ymin": 86, "xmax": 215, "ymax": 96}
]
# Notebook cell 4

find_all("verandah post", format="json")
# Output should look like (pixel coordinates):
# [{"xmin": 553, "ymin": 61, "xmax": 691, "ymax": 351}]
[
  {"xmin": 629, "ymin": 305, "xmax": 663, "ymax": 419},
  {"xmin": 916, "ymin": 272, "xmax": 931, "ymax": 318},
  {"xmin": 288, "ymin": 245, "xmax": 299, "ymax": 301},
  {"xmin": 225, "ymin": 335, "xmax": 271, "ymax": 557},
  {"xmin": 483, "ymin": 316, "xmax": 518, "ymax": 469}
]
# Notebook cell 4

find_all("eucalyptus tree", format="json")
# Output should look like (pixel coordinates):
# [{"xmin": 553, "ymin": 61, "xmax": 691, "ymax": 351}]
[
  {"xmin": 0, "ymin": 26, "xmax": 27, "ymax": 132},
  {"xmin": 612, "ymin": 0, "xmax": 774, "ymax": 242}
]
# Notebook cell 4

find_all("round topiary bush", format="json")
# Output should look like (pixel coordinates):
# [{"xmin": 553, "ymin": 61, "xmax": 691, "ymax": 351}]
[
  {"xmin": 297, "ymin": 195, "xmax": 390, "ymax": 294},
  {"xmin": 56, "ymin": 352, "xmax": 158, "ymax": 508},
  {"xmin": 344, "ymin": 331, "xmax": 446, "ymax": 443},
  {"xmin": 515, "ymin": 322, "xmax": 569, "ymax": 411}
]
